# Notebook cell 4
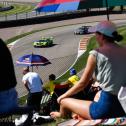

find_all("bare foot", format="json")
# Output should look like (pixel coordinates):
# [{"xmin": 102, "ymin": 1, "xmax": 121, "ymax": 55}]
[
  {"xmin": 50, "ymin": 112, "xmax": 61, "ymax": 119},
  {"xmin": 72, "ymin": 113, "xmax": 84, "ymax": 121}
]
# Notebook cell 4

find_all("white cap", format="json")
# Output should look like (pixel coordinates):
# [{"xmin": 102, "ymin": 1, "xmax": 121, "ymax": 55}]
[{"xmin": 88, "ymin": 21, "xmax": 117, "ymax": 37}]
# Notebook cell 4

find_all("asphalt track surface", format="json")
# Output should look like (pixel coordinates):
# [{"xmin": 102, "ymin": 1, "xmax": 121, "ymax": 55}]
[
  {"xmin": 11, "ymin": 25, "xmax": 83, "ymax": 97},
  {"xmin": 1, "ymin": 13, "xmax": 126, "ymax": 97}
]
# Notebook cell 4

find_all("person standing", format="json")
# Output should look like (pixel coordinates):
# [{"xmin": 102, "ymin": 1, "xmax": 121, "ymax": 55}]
[
  {"xmin": 22, "ymin": 67, "xmax": 43, "ymax": 113},
  {"xmin": 15, "ymin": 67, "xmax": 43, "ymax": 125}
]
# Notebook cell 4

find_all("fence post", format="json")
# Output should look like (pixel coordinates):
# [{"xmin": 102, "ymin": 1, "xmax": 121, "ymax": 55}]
[
  {"xmin": 26, "ymin": 12, "xmax": 28, "ymax": 19},
  {"xmin": 36, "ymin": 11, "xmax": 38, "ymax": 16},
  {"xmin": 16, "ymin": 13, "xmax": 18, "ymax": 20},
  {"xmin": 5, "ymin": 14, "xmax": 7, "ymax": 21}
]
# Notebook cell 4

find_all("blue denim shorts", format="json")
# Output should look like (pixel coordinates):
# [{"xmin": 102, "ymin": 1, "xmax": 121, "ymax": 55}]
[
  {"xmin": 0, "ymin": 88, "xmax": 18, "ymax": 114},
  {"xmin": 90, "ymin": 90, "xmax": 125, "ymax": 119}
]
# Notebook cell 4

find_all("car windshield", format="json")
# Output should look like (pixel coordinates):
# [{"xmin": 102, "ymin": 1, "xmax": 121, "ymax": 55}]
[
  {"xmin": 39, "ymin": 40, "xmax": 47, "ymax": 42},
  {"xmin": 78, "ymin": 28, "xmax": 83, "ymax": 30}
]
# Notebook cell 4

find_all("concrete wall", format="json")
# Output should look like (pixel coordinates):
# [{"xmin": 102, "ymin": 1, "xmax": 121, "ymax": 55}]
[{"xmin": 0, "ymin": 10, "xmax": 122, "ymax": 28}]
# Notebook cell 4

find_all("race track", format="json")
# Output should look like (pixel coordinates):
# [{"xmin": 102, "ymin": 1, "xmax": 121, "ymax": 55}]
[
  {"xmin": 11, "ymin": 24, "xmax": 84, "ymax": 97},
  {"xmin": 1, "ymin": 13, "xmax": 126, "ymax": 97}
]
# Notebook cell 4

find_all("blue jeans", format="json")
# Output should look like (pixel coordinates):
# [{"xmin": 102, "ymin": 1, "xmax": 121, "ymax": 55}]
[
  {"xmin": 90, "ymin": 90, "xmax": 125, "ymax": 119},
  {"xmin": 0, "ymin": 88, "xmax": 18, "ymax": 114}
]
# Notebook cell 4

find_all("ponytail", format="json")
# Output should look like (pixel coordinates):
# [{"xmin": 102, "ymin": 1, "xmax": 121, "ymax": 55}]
[{"xmin": 112, "ymin": 31, "xmax": 123, "ymax": 42}]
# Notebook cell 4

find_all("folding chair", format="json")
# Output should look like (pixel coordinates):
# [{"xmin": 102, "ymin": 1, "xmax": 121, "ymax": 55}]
[
  {"xmin": 40, "ymin": 84, "xmax": 69, "ymax": 115},
  {"xmin": 40, "ymin": 89, "xmax": 55, "ymax": 115}
]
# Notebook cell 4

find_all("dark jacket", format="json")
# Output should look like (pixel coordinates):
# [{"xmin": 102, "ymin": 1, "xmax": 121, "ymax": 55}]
[{"xmin": 0, "ymin": 38, "xmax": 17, "ymax": 91}]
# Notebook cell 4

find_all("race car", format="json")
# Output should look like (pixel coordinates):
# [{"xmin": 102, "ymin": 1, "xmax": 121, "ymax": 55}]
[
  {"xmin": 33, "ymin": 37, "xmax": 53, "ymax": 47},
  {"xmin": 74, "ymin": 26, "xmax": 91, "ymax": 35}
]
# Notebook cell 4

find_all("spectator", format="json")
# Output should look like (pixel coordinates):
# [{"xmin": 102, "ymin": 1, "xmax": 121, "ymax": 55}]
[
  {"xmin": 0, "ymin": 38, "xmax": 18, "ymax": 114},
  {"xmin": 63, "ymin": 68, "xmax": 87, "ymax": 100},
  {"xmin": 64, "ymin": 68, "xmax": 80, "ymax": 87},
  {"xmin": 15, "ymin": 67, "xmax": 45, "ymax": 125},
  {"xmin": 44, "ymin": 74, "xmax": 60, "ymax": 111},
  {"xmin": 50, "ymin": 21, "xmax": 126, "ymax": 120},
  {"xmin": 44, "ymin": 74, "xmax": 56, "ymax": 96},
  {"xmin": 0, "ymin": 38, "xmax": 33, "ymax": 126},
  {"xmin": 22, "ymin": 67, "xmax": 43, "ymax": 113}
]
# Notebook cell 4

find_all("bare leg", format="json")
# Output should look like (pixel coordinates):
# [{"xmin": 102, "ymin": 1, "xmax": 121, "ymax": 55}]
[{"xmin": 50, "ymin": 98, "xmax": 93, "ymax": 119}]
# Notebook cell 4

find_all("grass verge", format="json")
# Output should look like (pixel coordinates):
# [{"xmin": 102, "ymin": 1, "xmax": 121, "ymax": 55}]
[{"xmin": 0, "ymin": 3, "xmax": 34, "ymax": 16}]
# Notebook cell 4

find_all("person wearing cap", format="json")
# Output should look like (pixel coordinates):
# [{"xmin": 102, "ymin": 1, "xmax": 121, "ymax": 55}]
[
  {"xmin": 60, "ymin": 68, "xmax": 84, "ymax": 98},
  {"xmin": 50, "ymin": 21, "xmax": 126, "ymax": 120},
  {"xmin": 22, "ymin": 67, "xmax": 43, "ymax": 113},
  {"xmin": 56, "ymin": 68, "xmax": 79, "ymax": 91},
  {"xmin": 67, "ymin": 68, "xmax": 80, "ymax": 87}
]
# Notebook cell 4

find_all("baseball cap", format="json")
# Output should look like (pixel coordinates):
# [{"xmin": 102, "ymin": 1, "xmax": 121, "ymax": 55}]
[
  {"xmin": 88, "ymin": 21, "xmax": 117, "ymax": 37},
  {"xmin": 70, "ymin": 68, "xmax": 76, "ymax": 75}
]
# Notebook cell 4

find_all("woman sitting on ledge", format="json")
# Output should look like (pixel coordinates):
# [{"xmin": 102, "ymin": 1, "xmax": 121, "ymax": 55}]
[{"xmin": 50, "ymin": 21, "xmax": 126, "ymax": 120}]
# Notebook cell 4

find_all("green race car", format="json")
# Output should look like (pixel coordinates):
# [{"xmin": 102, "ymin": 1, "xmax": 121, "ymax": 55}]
[{"xmin": 33, "ymin": 37, "xmax": 53, "ymax": 47}]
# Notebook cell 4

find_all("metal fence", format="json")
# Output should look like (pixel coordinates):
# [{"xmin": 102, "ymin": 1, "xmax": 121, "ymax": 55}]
[
  {"xmin": 0, "ymin": 1, "xmax": 108, "ymax": 22},
  {"xmin": 0, "ymin": 1, "xmax": 52, "ymax": 21},
  {"xmin": 0, "ymin": 1, "xmax": 125, "ymax": 22}
]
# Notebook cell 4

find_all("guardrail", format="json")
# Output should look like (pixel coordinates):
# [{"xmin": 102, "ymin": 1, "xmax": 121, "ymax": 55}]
[{"xmin": 0, "ymin": 9, "xmax": 124, "ymax": 29}]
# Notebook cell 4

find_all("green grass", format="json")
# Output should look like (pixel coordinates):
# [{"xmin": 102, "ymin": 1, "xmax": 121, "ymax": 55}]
[
  {"xmin": 6, "ymin": 30, "xmax": 41, "ymax": 45},
  {"xmin": 113, "ymin": 6, "xmax": 126, "ymax": 11},
  {"xmin": 117, "ymin": 26, "xmax": 126, "ymax": 46},
  {"xmin": 0, "ymin": 3, "xmax": 34, "ymax": 16}
]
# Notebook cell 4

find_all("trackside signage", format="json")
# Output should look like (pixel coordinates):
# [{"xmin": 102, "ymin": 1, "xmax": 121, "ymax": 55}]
[{"xmin": 79, "ymin": 0, "xmax": 126, "ymax": 9}]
